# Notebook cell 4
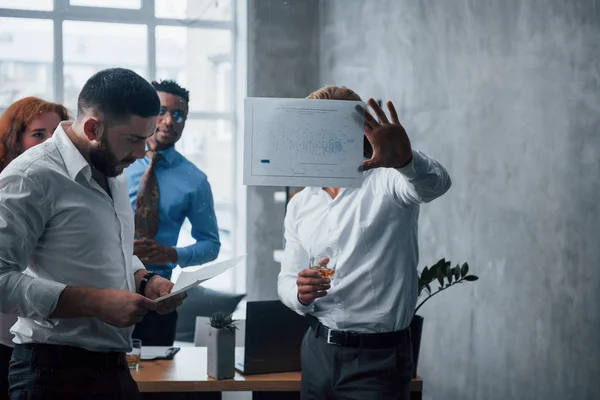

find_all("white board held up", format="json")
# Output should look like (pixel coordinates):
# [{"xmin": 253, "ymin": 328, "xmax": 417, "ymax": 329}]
[{"xmin": 243, "ymin": 97, "xmax": 365, "ymax": 188}]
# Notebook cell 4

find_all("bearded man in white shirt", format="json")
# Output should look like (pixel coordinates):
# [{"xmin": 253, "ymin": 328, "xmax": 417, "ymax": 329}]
[
  {"xmin": 278, "ymin": 86, "xmax": 452, "ymax": 400},
  {"xmin": 0, "ymin": 68, "xmax": 185, "ymax": 399}
]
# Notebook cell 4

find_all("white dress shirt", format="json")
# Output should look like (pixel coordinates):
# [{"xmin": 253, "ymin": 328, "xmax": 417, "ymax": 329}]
[
  {"xmin": 0, "ymin": 122, "xmax": 145, "ymax": 352},
  {"xmin": 278, "ymin": 150, "xmax": 451, "ymax": 333}
]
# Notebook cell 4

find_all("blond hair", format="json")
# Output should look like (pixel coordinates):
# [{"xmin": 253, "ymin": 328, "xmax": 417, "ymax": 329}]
[{"xmin": 307, "ymin": 85, "xmax": 362, "ymax": 101}]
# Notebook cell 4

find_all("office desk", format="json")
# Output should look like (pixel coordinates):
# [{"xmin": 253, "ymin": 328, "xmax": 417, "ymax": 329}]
[{"xmin": 132, "ymin": 347, "xmax": 423, "ymax": 399}]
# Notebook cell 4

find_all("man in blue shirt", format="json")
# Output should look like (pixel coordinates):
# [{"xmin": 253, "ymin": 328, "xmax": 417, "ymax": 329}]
[{"xmin": 125, "ymin": 79, "xmax": 221, "ymax": 346}]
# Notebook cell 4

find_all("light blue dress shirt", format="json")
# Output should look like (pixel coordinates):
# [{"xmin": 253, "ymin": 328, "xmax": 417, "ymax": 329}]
[{"xmin": 125, "ymin": 146, "xmax": 221, "ymax": 279}]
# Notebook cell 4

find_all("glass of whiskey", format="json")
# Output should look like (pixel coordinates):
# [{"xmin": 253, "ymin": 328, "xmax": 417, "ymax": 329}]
[
  {"xmin": 127, "ymin": 339, "xmax": 142, "ymax": 370},
  {"xmin": 309, "ymin": 247, "xmax": 339, "ymax": 279}
]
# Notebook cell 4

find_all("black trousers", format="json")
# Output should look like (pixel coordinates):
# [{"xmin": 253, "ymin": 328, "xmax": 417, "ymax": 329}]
[
  {"xmin": 300, "ymin": 327, "xmax": 413, "ymax": 400},
  {"xmin": 133, "ymin": 310, "xmax": 178, "ymax": 346},
  {"xmin": 8, "ymin": 343, "xmax": 140, "ymax": 400},
  {"xmin": 0, "ymin": 344, "xmax": 12, "ymax": 400}
]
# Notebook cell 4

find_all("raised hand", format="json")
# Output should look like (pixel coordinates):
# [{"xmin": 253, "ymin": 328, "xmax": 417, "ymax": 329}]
[{"xmin": 360, "ymin": 98, "xmax": 413, "ymax": 171}]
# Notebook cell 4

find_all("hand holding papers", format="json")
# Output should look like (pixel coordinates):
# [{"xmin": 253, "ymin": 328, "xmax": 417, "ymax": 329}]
[
  {"xmin": 153, "ymin": 255, "xmax": 246, "ymax": 303},
  {"xmin": 243, "ymin": 97, "xmax": 365, "ymax": 188}
]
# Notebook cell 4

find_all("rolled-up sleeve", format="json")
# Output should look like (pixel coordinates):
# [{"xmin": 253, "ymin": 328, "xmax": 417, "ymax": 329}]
[
  {"xmin": 0, "ymin": 171, "xmax": 66, "ymax": 318},
  {"xmin": 132, "ymin": 255, "xmax": 145, "ymax": 274},
  {"xmin": 390, "ymin": 150, "xmax": 452, "ymax": 206},
  {"xmin": 277, "ymin": 199, "xmax": 314, "ymax": 316}
]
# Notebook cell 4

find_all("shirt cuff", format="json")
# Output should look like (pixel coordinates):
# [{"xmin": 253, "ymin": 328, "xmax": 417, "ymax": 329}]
[
  {"xmin": 175, "ymin": 247, "xmax": 193, "ymax": 268},
  {"xmin": 395, "ymin": 150, "xmax": 425, "ymax": 179},
  {"xmin": 132, "ymin": 256, "xmax": 146, "ymax": 274},
  {"xmin": 25, "ymin": 278, "xmax": 67, "ymax": 319},
  {"xmin": 293, "ymin": 292, "xmax": 315, "ymax": 315}
]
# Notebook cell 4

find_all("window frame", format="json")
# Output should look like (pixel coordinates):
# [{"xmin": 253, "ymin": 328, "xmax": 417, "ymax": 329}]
[{"xmin": 0, "ymin": 0, "xmax": 246, "ymax": 295}]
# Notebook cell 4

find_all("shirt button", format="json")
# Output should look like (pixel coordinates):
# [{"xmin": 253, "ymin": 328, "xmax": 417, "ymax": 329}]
[{"xmin": 337, "ymin": 304, "xmax": 341, "ymax": 308}]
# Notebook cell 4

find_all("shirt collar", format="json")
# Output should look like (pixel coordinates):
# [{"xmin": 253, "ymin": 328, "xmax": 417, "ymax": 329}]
[
  {"xmin": 308, "ymin": 187, "xmax": 350, "ymax": 199},
  {"xmin": 54, "ymin": 122, "xmax": 92, "ymax": 182},
  {"xmin": 145, "ymin": 143, "xmax": 178, "ymax": 165}
]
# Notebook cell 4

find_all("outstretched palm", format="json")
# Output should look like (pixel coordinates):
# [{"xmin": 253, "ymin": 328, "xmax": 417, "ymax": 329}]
[{"xmin": 361, "ymin": 98, "xmax": 413, "ymax": 171}]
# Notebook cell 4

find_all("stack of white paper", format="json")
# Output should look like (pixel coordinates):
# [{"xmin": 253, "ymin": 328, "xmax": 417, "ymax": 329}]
[{"xmin": 153, "ymin": 255, "xmax": 246, "ymax": 303}]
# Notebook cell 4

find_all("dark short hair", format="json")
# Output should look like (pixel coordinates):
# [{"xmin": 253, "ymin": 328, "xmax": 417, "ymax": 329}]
[
  {"xmin": 77, "ymin": 68, "xmax": 160, "ymax": 121},
  {"xmin": 151, "ymin": 79, "xmax": 190, "ymax": 103}
]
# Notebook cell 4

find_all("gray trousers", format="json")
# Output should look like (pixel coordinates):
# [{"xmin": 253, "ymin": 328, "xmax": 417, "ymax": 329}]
[{"xmin": 300, "ymin": 327, "xmax": 413, "ymax": 400}]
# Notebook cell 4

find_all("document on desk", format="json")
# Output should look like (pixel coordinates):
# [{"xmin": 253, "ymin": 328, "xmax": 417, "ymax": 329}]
[
  {"xmin": 243, "ymin": 97, "xmax": 365, "ymax": 188},
  {"xmin": 140, "ymin": 346, "xmax": 180, "ymax": 360},
  {"xmin": 153, "ymin": 255, "xmax": 246, "ymax": 303}
]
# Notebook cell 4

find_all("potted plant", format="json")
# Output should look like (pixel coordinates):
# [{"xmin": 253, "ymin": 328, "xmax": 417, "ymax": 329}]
[
  {"xmin": 410, "ymin": 258, "xmax": 479, "ymax": 377},
  {"xmin": 207, "ymin": 311, "xmax": 238, "ymax": 380}
]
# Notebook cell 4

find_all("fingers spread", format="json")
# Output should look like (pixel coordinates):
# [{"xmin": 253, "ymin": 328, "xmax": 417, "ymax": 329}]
[
  {"xmin": 368, "ymin": 98, "xmax": 389, "ymax": 124},
  {"xmin": 386, "ymin": 101, "xmax": 400, "ymax": 125},
  {"xmin": 351, "ymin": 110, "xmax": 365, "ymax": 131},
  {"xmin": 364, "ymin": 109, "xmax": 379, "ymax": 132}
]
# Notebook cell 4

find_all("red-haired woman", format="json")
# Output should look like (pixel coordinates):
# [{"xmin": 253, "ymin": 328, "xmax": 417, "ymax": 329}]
[
  {"xmin": 0, "ymin": 96, "xmax": 69, "ymax": 398},
  {"xmin": 0, "ymin": 96, "xmax": 69, "ymax": 170}
]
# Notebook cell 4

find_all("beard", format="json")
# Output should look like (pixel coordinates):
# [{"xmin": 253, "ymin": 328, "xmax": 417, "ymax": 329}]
[
  {"xmin": 89, "ymin": 135, "xmax": 135, "ymax": 178},
  {"xmin": 152, "ymin": 127, "xmax": 180, "ymax": 150}
]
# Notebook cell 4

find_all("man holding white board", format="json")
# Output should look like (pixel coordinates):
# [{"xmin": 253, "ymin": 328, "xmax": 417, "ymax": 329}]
[{"xmin": 276, "ymin": 86, "xmax": 452, "ymax": 399}]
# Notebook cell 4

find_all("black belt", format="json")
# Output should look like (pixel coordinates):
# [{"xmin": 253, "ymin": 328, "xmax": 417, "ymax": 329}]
[
  {"xmin": 306, "ymin": 314, "xmax": 410, "ymax": 349},
  {"xmin": 12, "ymin": 343, "xmax": 127, "ymax": 369}
]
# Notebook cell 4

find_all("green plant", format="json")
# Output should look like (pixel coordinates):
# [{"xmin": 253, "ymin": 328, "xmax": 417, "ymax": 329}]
[
  {"xmin": 415, "ymin": 258, "xmax": 479, "ymax": 315},
  {"xmin": 209, "ymin": 311, "xmax": 238, "ymax": 333}
]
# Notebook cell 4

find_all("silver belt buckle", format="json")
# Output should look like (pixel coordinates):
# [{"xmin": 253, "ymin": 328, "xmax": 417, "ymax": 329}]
[{"xmin": 326, "ymin": 329, "xmax": 337, "ymax": 345}]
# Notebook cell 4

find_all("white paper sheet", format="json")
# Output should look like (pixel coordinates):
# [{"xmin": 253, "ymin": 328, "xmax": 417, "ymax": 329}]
[
  {"xmin": 153, "ymin": 255, "xmax": 246, "ymax": 303},
  {"xmin": 243, "ymin": 97, "xmax": 365, "ymax": 188}
]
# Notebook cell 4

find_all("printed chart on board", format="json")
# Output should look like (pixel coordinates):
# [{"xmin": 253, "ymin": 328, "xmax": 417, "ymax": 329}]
[{"xmin": 243, "ymin": 97, "xmax": 365, "ymax": 188}]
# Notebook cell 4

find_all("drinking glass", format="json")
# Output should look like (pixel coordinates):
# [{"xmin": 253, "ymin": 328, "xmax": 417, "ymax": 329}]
[
  {"xmin": 127, "ymin": 339, "xmax": 142, "ymax": 370},
  {"xmin": 309, "ymin": 247, "xmax": 339, "ymax": 279}
]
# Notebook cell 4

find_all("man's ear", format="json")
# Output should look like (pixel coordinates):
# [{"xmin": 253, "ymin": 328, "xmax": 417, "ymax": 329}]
[{"xmin": 82, "ymin": 118, "xmax": 102, "ymax": 142}]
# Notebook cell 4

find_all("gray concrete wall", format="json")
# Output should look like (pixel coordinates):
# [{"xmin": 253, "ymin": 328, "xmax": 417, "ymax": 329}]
[
  {"xmin": 245, "ymin": 0, "xmax": 320, "ymax": 301},
  {"xmin": 319, "ymin": 0, "xmax": 600, "ymax": 399}
]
